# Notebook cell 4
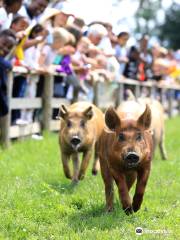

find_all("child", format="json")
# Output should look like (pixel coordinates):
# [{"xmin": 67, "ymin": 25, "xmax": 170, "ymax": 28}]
[
  {"xmin": 72, "ymin": 36, "xmax": 91, "ymax": 80},
  {"xmin": 21, "ymin": 24, "xmax": 47, "ymax": 123},
  {"xmin": 10, "ymin": 14, "xmax": 29, "ymax": 33},
  {"xmin": 39, "ymin": 27, "xmax": 86, "ymax": 102}
]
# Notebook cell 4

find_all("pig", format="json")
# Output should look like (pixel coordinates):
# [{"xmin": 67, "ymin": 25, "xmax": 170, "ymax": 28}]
[
  {"xmin": 98, "ymin": 101, "xmax": 153, "ymax": 214},
  {"xmin": 58, "ymin": 102, "xmax": 104, "ymax": 183},
  {"xmin": 126, "ymin": 89, "xmax": 167, "ymax": 160}
]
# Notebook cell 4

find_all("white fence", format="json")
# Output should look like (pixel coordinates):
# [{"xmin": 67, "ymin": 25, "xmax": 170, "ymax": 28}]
[{"xmin": 0, "ymin": 71, "xmax": 179, "ymax": 148}]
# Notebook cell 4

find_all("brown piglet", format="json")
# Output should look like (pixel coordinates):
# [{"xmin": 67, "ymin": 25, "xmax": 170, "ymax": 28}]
[
  {"xmin": 98, "ymin": 101, "xmax": 153, "ymax": 214},
  {"xmin": 126, "ymin": 90, "xmax": 167, "ymax": 159},
  {"xmin": 58, "ymin": 102, "xmax": 104, "ymax": 183}
]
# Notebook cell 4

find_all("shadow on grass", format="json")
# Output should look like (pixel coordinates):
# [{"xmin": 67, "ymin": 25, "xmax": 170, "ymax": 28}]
[{"xmin": 67, "ymin": 202, "xmax": 138, "ymax": 231}]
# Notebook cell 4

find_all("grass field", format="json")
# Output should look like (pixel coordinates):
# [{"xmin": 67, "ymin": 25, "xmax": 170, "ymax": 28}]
[{"xmin": 0, "ymin": 117, "xmax": 180, "ymax": 240}]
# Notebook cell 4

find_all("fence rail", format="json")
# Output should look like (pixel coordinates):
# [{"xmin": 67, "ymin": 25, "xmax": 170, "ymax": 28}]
[{"xmin": 0, "ymin": 71, "xmax": 180, "ymax": 148}]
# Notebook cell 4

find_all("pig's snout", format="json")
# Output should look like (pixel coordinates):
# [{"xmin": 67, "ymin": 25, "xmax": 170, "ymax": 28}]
[
  {"xmin": 125, "ymin": 152, "xmax": 139, "ymax": 164},
  {"xmin": 70, "ymin": 136, "xmax": 81, "ymax": 147}
]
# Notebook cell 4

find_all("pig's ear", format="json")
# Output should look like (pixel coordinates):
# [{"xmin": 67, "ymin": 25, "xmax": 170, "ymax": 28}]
[
  {"xmin": 83, "ymin": 106, "xmax": 93, "ymax": 120},
  {"xmin": 57, "ymin": 104, "xmax": 68, "ymax": 119},
  {"xmin": 105, "ymin": 107, "xmax": 120, "ymax": 131},
  {"xmin": 137, "ymin": 104, "xmax": 151, "ymax": 129}
]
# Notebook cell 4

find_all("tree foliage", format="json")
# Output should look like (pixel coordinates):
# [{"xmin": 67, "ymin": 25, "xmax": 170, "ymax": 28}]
[
  {"xmin": 135, "ymin": 0, "xmax": 161, "ymax": 35},
  {"xmin": 159, "ymin": 3, "xmax": 180, "ymax": 50}
]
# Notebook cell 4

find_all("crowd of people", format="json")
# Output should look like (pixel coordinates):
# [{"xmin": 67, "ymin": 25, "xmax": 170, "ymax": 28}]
[{"xmin": 0, "ymin": 0, "xmax": 180, "ymax": 125}]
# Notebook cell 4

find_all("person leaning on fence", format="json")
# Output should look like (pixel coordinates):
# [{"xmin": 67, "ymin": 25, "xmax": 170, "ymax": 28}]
[
  {"xmin": 38, "ymin": 27, "xmax": 87, "ymax": 101},
  {"xmin": 20, "ymin": 24, "xmax": 48, "ymax": 123},
  {"xmin": 0, "ymin": 30, "xmax": 17, "ymax": 139},
  {"xmin": 124, "ymin": 46, "xmax": 140, "ymax": 80}
]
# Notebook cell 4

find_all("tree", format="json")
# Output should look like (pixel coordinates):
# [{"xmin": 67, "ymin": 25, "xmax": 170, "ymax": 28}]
[
  {"xmin": 159, "ymin": 3, "xmax": 180, "ymax": 50},
  {"xmin": 135, "ymin": 0, "xmax": 161, "ymax": 35}
]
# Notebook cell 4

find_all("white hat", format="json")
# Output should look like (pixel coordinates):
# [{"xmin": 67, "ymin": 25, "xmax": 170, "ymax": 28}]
[{"xmin": 39, "ymin": 8, "xmax": 61, "ymax": 24}]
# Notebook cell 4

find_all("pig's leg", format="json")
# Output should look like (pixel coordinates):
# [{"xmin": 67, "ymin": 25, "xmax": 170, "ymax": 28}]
[
  {"xmin": 114, "ymin": 172, "xmax": 133, "ymax": 215},
  {"xmin": 92, "ymin": 142, "xmax": 100, "ymax": 175},
  {"xmin": 159, "ymin": 131, "xmax": 167, "ymax": 160},
  {"xmin": 78, "ymin": 150, "xmax": 92, "ymax": 180},
  {"xmin": 100, "ymin": 158, "xmax": 114, "ymax": 212},
  {"xmin": 61, "ymin": 152, "xmax": 72, "ymax": 179},
  {"xmin": 132, "ymin": 168, "xmax": 150, "ymax": 212},
  {"xmin": 72, "ymin": 153, "xmax": 79, "ymax": 183},
  {"xmin": 126, "ymin": 172, "xmax": 137, "ymax": 190}
]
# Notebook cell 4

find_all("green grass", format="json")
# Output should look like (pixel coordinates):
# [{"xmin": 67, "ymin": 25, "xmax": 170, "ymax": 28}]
[{"xmin": 0, "ymin": 117, "xmax": 180, "ymax": 240}]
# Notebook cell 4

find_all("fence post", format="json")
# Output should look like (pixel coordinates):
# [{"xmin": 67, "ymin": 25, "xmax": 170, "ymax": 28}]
[
  {"xmin": 116, "ymin": 82, "xmax": 124, "ymax": 107},
  {"xmin": 42, "ymin": 74, "xmax": 53, "ymax": 131},
  {"xmin": 0, "ymin": 71, "xmax": 13, "ymax": 148},
  {"xmin": 93, "ymin": 81, "xmax": 100, "ymax": 107},
  {"xmin": 168, "ymin": 89, "xmax": 174, "ymax": 118},
  {"xmin": 159, "ymin": 87, "xmax": 166, "ymax": 107},
  {"xmin": 135, "ymin": 84, "xmax": 141, "ymax": 98},
  {"xmin": 150, "ymin": 84, "xmax": 156, "ymax": 99}
]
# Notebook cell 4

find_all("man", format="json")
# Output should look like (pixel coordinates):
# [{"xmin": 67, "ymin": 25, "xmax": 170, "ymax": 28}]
[
  {"xmin": 0, "ymin": 0, "xmax": 23, "ymax": 30},
  {"xmin": 87, "ymin": 24, "xmax": 107, "ymax": 46},
  {"xmin": 18, "ymin": 0, "xmax": 49, "ymax": 24}
]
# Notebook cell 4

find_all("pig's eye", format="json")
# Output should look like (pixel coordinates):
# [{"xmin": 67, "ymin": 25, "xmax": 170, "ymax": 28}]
[
  {"xmin": 118, "ymin": 133, "xmax": 125, "ymax": 142},
  {"xmin": 67, "ymin": 120, "xmax": 72, "ymax": 128},
  {"xmin": 136, "ymin": 133, "xmax": 142, "ymax": 141},
  {"xmin": 80, "ymin": 120, "xmax": 85, "ymax": 128}
]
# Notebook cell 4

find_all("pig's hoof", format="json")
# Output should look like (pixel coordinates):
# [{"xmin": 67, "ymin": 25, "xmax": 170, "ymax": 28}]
[
  {"xmin": 124, "ymin": 206, "xmax": 134, "ymax": 215},
  {"xmin": 133, "ymin": 205, "xmax": 140, "ymax": 212},
  {"xmin": 72, "ymin": 178, "xmax": 79, "ymax": 184},
  {"xmin": 92, "ymin": 169, "xmax": 98, "ymax": 175}
]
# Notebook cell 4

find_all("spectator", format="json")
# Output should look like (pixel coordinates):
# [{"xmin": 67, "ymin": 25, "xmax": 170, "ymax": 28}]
[
  {"xmin": 21, "ymin": 24, "xmax": 47, "ymax": 123},
  {"xmin": 39, "ymin": 27, "xmax": 86, "ymax": 102},
  {"xmin": 87, "ymin": 24, "xmax": 107, "ymax": 47},
  {"xmin": 138, "ymin": 34, "xmax": 153, "ymax": 80},
  {"xmin": 0, "ymin": 29, "xmax": 17, "ymax": 118},
  {"xmin": 10, "ymin": 14, "xmax": 29, "ymax": 33},
  {"xmin": 124, "ymin": 46, "xmax": 140, "ymax": 80},
  {"xmin": 87, "ymin": 23, "xmax": 120, "ymax": 82},
  {"xmin": 151, "ymin": 45, "xmax": 169, "ymax": 81},
  {"xmin": 115, "ymin": 31, "xmax": 129, "ymax": 75},
  {"xmin": 18, "ymin": 0, "xmax": 49, "ymax": 24},
  {"xmin": 52, "ymin": 1, "xmax": 74, "ymax": 27},
  {"xmin": 72, "ymin": 36, "xmax": 91, "ymax": 79},
  {"xmin": 10, "ymin": 14, "xmax": 30, "ymax": 64},
  {"xmin": 0, "ymin": 0, "xmax": 23, "ymax": 30}
]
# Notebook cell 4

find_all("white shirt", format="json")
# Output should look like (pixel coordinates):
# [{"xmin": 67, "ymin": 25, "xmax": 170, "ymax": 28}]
[
  {"xmin": 98, "ymin": 37, "xmax": 115, "ymax": 55},
  {"xmin": 41, "ymin": 45, "xmax": 57, "ymax": 66},
  {"xmin": 115, "ymin": 44, "xmax": 128, "ymax": 74},
  {"xmin": 24, "ymin": 45, "xmax": 40, "ymax": 69},
  {"xmin": 18, "ymin": 5, "xmax": 40, "ymax": 24},
  {"xmin": 0, "ymin": 7, "xmax": 13, "ymax": 30}
]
